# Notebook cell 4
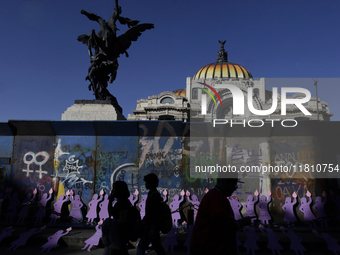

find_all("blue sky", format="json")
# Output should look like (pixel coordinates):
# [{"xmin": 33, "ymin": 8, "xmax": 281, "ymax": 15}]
[{"xmin": 1, "ymin": 0, "xmax": 340, "ymax": 122}]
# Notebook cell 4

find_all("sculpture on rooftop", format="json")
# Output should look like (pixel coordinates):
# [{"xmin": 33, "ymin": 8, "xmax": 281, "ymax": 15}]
[
  {"xmin": 217, "ymin": 40, "xmax": 228, "ymax": 62},
  {"xmin": 77, "ymin": 0, "xmax": 154, "ymax": 112}
]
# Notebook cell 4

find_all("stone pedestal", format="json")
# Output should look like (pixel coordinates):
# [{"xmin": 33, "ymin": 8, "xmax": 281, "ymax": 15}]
[{"xmin": 62, "ymin": 100, "xmax": 126, "ymax": 120}]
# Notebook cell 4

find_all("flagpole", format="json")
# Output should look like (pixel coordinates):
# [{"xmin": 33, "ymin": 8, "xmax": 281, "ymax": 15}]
[{"xmin": 313, "ymin": 78, "xmax": 319, "ymax": 121}]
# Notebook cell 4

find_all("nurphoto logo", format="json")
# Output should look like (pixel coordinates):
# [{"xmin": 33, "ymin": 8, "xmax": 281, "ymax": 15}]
[{"xmin": 199, "ymin": 82, "xmax": 312, "ymax": 128}]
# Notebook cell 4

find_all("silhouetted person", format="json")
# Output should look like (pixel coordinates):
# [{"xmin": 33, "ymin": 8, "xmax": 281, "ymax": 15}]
[
  {"xmin": 102, "ymin": 181, "xmax": 137, "ymax": 255},
  {"xmin": 137, "ymin": 173, "xmax": 166, "ymax": 255},
  {"xmin": 190, "ymin": 176, "xmax": 252, "ymax": 255}
]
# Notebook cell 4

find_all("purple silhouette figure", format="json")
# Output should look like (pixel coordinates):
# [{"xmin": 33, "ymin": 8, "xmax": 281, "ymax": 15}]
[
  {"xmin": 5, "ymin": 191, "xmax": 20, "ymax": 222},
  {"xmin": 244, "ymin": 190, "xmax": 259, "ymax": 225},
  {"xmin": 0, "ymin": 226, "xmax": 15, "ymax": 243},
  {"xmin": 138, "ymin": 194, "xmax": 147, "ymax": 220},
  {"xmin": 282, "ymin": 192, "xmax": 298, "ymax": 227},
  {"xmin": 281, "ymin": 227, "xmax": 306, "ymax": 255},
  {"xmin": 299, "ymin": 191, "xmax": 316, "ymax": 227},
  {"xmin": 99, "ymin": 194, "xmax": 110, "ymax": 221},
  {"xmin": 313, "ymin": 191, "xmax": 329, "ymax": 228},
  {"xmin": 260, "ymin": 225, "xmax": 283, "ymax": 255},
  {"xmin": 41, "ymin": 227, "xmax": 72, "ymax": 252},
  {"xmin": 129, "ymin": 189, "xmax": 139, "ymax": 205},
  {"xmin": 7, "ymin": 226, "xmax": 45, "ymax": 250},
  {"xmin": 183, "ymin": 222, "xmax": 193, "ymax": 254},
  {"xmin": 49, "ymin": 191, "xmax": 70, "ymax": 225},
  {"xmin": 330, "ymin": 191, "xmax": 340, "ymax": 221},
  {"xmin": 17, "ymin": 188, "xmax": 37, "ymax": 224},
  {"xmin": 163, "ymin": 225, "xmax": 179, "ymax": 253},
  {"xmin": 228, "ymin": 195, "xmax": 243, "ymax": 220},
  {"xmin": 35, "ymin": 188, "xmax": 53, "ymax": 224},
  {"xmin": 82, "ymin": 221, "xmax": 103, "ymax": 251},
  {"xmin": 170, "ymin": 190, "xmax": 185, "ymax": 226},
  {"xmin": 243, "ymin": 226, "xmax": 260, "ymax": 255},
  {"xmin": 257, "ymin": 190, "xmax": 272, "ymax": 225},
  {"xmin": 69, "ymin": 191, "xmax": 84, "ymax": 222},
  {"xmin": 86, "ymin": 192, "xmax": 103, "ymax": 223},
  {"xmin": 186, "ymin": 190, "xmax": 200, "ymax": 222},
  {"xmin": 163, "ymin": 189, "xmax": 168, "ymax": 202},
  {"xmin": 313, "ymin": 230, "xmax": 340, "ymax": 255}
]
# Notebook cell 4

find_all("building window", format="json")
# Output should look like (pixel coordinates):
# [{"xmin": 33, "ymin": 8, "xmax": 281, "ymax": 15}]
[
  {"xmin": 254, "ymin": 88, "xmax": 259, "ymax": 97},
  {"xmin": 159, "ymin": 115, "xmax": 175, "ymax": 120},
  {"xmin": 160, "ymin": 97, "xmax": 174, "ymax": 104},
  {"xmin": 192, "ymin": 88, "xmax": 198, "ymax": 100}
]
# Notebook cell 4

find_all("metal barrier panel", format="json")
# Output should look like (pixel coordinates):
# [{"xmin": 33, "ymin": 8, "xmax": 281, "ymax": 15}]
[
  {"xmin": 11, "ymin": 136, "xmax": 54, "ymax": 196},
  {"xmin": 0, "ymin": 136, "xmax": 13, "ymax": 192},
  {"xmin": 96, "ymin": 136, "xmax": 139, "ymax": 194},
  {"xmin": 138, "ymin": 122, "xmax": 183, "ymax": 201},
  {"xmin": 270, "ymin": 136, "xmax": 316, "ymax": 222},
  {"xmin": 184, "ymin": 136, "xmax": 225, "ymax": 201},
  {"xmin": 226, "ymin": 137, "xmax": 270, "ymax": 202}
]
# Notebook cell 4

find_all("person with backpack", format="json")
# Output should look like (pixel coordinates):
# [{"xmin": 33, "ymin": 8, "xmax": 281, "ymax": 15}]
[
  {"xmin": 102, "ymin": 181, "xmax": 140, "ymax": 255},
  {"xmin": 136, "ymin": 173, "xmax": 166, "ymax": 255}
]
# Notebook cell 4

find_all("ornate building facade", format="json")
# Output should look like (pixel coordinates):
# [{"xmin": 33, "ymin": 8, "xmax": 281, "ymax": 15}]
[
  {"xmin": 128, "ymin": 42, "xmax": 332, "ymax": 121},
  {"xmin": 127, "ymin": 90, "xmax": 189, "ymax": 121}
]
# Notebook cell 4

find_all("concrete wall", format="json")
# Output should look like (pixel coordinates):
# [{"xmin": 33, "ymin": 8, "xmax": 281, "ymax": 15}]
[{"xmin": 0, "ymin": 120, "xmax": 339, "ymax": 224}]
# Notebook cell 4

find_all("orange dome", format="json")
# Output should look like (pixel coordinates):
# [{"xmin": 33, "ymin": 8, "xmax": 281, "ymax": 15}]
[
  {"xmin": 193, "ymin": 62, "xmax": 252, "ymax": 80},
  {"xmin": 172, "ymin": 89, "xmax": 186, "ymax": 97}
]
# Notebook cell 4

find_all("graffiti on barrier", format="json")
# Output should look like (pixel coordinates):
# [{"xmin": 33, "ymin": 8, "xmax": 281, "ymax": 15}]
[
  {"xmin": 139, "ymin": 122, "xmax": 182, "ymax": 178},
  {"xmin": 22, "ymin": 151, "xmax": 50, "ymax": 179},
  {"xmin": 110, "ymin": 163, "xmax": 139, "ymax": 193},
  {"xmin": 52, "ymin": 139, "xmax": 94, "ymax": 190},
  {"xmin": 59, "ymin": 155, "xmax": 92, "ymax": 188},
  {"xmin": 97, "ymin": 151, "xmax": 128, "ymax": 169}
]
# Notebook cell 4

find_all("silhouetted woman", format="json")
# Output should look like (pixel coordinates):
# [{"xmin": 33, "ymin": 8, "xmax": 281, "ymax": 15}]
[{"xmin": 102, "ymin": 181, "xmax": 139, "ymax": 255}]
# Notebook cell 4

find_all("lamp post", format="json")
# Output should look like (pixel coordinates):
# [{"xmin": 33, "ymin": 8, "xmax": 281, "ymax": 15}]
[{"xmin": 313, "ymin": 78, "xmax": 319, "ymax": 121}]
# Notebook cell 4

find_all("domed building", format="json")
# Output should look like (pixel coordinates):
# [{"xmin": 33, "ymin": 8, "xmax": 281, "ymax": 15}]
[{"xmin": 128, "ymin": 41, "xmax": 332, "ymax": 121}]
